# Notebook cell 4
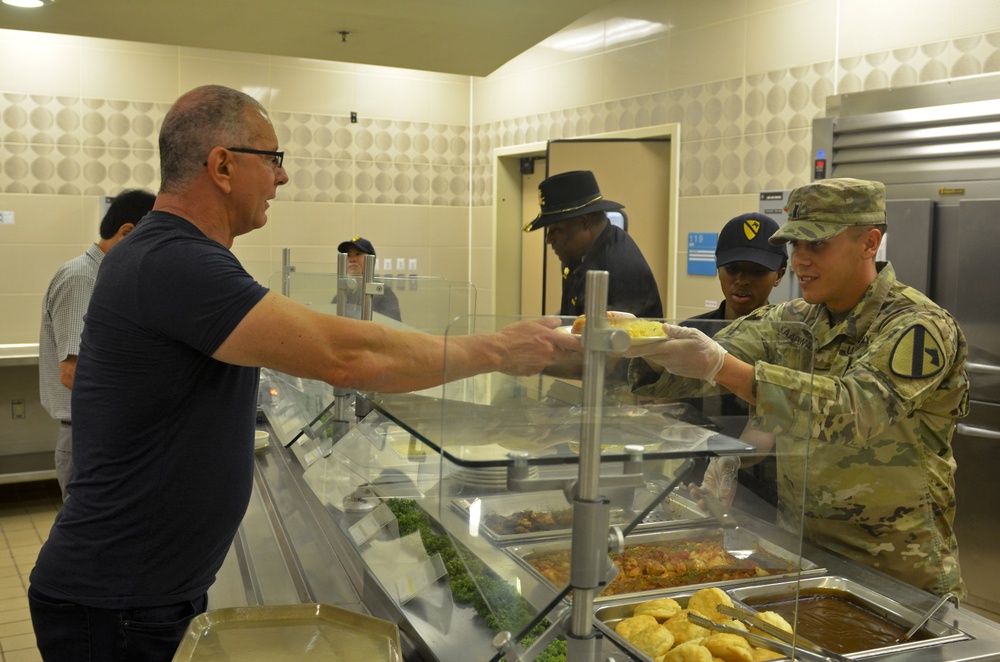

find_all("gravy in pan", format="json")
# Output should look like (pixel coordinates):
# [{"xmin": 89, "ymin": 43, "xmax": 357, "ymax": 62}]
[{"xmin": 747, "ymin": 590, "xmax": 926, "ymax": 654}]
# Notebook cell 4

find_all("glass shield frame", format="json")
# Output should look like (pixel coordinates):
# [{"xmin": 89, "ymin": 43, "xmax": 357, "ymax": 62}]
[
  {"xmin": 259, "ymin": 297, "xmax": 972, "ymax": 661},
  {"xmin": 267, "ymin": 263, "xmax": 477, "ymax": 333},
  {"xmin": 352, "ymin": 314, "xmax": 815, "ymax": 662}
]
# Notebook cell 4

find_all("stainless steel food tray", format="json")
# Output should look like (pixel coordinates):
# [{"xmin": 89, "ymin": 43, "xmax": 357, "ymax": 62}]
[
  {"xmin": 728, "ymin": 576, "xmax": 969, "ymax": 658},
  {"xmin": 593, "ymin": 588, "xmax": 710, "ymax": 662},
  {"xmin": 171, "ymin": 603, "xmax": 402, "ymax": 662},
  {"xmin": 506, "ymin": 527, "xmax": 824, "ymax": 603},
  {"xmin": 451, "ymin": 489, "xmax": 710, "ymax": 544}
]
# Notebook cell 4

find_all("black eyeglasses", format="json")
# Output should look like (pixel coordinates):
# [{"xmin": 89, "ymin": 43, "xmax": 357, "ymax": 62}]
[
  {"xmin": 227, "ymin": 147, "xmax": 284, "ymax": 169},
  {"xmin": 204, "ymin": 147, "xmax": 284, "ymax": 169}
]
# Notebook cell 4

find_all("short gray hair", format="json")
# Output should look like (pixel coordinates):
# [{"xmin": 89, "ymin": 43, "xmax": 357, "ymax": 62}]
[{"xmin": 158, "ymin": 85, "xmax": 270, "ymax": 192}]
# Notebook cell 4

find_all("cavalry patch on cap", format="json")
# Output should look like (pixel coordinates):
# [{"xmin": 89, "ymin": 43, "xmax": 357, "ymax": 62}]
[
  {"xmin": 889, "ymin": 325, "xmax": 944, "ymax": 379},
  {"xmin": 743, "ymin": 218, "xmax": 762, "ymax": 240}
]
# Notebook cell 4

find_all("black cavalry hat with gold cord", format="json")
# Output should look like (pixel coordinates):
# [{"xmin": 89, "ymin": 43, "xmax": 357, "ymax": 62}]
[{"xmin": 524, "ymin": 170, "xmax": 624, "ymax": 232}]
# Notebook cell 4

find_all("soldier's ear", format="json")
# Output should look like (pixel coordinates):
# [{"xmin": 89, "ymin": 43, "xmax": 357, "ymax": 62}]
[{"xmin": 863, "ymin": 227, "xmax": 883, "ymax": 256}]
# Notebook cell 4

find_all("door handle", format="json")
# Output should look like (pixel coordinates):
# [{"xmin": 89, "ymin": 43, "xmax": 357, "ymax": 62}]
[
  {"xmin": 956, "ymin": 423, "xmax": 1000, "ymax": 440},
  {"xmin": 966, "ymin": 362, "xmax": 1000, "ymax": 375}
]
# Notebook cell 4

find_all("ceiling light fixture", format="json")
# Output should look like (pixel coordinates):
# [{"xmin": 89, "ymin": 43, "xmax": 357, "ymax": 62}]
[{"xmin": 2, "ymin": 0, "xmax": 55, "ymax": 7}]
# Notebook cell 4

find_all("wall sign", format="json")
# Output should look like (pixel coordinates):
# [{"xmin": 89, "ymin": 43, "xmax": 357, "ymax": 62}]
[{"xmin": 687, "ymin": 232, "xmax": 717, "ymax": 276}]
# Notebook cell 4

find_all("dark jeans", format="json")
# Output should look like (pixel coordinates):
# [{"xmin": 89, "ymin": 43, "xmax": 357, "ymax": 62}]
[{"xmin": 28, "ymin": 586, "xmax": 207, "ymax": 662}]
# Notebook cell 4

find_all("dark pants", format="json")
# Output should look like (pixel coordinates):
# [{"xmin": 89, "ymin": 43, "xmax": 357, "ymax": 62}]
[{"xmin": 28, "ymin": 586, "xmax": 207, "ymax": 662}]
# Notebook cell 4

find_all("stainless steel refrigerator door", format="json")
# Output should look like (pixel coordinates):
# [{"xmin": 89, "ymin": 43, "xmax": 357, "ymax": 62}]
[
  {"xmin": 953, "ymin": 198, "xmax": 1000, "ymax": 404},
  {"xmin": 954, "ymin": 400, "xmax": 1000, "ymax": 621}
]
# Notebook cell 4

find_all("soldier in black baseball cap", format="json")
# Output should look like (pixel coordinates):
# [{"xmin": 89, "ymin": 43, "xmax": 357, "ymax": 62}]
[
  {"xmin": 524, "ymin": 170, "xmax": 662, "ymax": 319},
  {"xmin": 337, "ymin": 237, "xmax": 376, "ymax": 275},
  {"xmin": 694, "ymin": 212, "xmax": 788, "ymax": 323},
  {"xmin": 333, "ymin": 237, "xmax": 401, "ymax": 321},
  {"xmin": 680, "ymin": 213, "xmax": 787, "ymax": 505}
]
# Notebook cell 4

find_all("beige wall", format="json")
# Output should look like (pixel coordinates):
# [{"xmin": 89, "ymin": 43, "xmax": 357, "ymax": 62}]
[
  {"xmin": 3, "ymin": 0, "xmax": 1000, "ymax": 342},
  {"xmin": 0, "ymin": 29, "xmax": 475, "ymax": 342},
  {"xmin": 474, "ymin": 0, "xmax": 1000, "ymax": 320}
]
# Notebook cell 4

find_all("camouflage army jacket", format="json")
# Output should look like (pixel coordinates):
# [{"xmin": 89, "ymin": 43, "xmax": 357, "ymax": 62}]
[{"xmin": 630, "ymin": 263, "xmax": 969, "ymax": 597}]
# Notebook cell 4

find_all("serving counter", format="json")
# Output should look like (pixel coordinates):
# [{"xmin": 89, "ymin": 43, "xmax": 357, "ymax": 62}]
[{"xmin": 207, "ymin": 269, "xmax": 1000, "ymax": 661}]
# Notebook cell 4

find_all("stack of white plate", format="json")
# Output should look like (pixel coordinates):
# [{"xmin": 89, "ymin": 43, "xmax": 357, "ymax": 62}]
[{"xmin": 451, "ymin": 465, "xmax": 539, "ymax": 490}]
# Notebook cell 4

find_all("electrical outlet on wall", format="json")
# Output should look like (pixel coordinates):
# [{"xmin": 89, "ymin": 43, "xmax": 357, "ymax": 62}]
[{"xmin": 11, "ymin": 399, "xmax": 26, "ymax": 419}]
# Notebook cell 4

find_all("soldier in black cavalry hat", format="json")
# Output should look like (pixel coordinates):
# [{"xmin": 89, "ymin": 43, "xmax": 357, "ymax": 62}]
[{"xmin": 525, "ymin": 170, "xmax": 662, "ymax": 319}]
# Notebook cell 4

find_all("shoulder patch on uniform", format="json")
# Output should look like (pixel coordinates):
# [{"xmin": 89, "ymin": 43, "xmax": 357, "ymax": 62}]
[{"xmin": 889, "ymin": 325, "xmax": 944, "ymax": 379}]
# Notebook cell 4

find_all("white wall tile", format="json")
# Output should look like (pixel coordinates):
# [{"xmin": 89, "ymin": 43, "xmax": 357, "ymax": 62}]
[
  {"xmin": 470, "ymin": 206, "xmax": 493, "ymax": 249},
  {"xmin": 603, "ymin": 36, "xmax": 671, "ymax": 102},
  {"xmin": 356, "ymin": 72, "xmax": 470, "ymax": 125},
  {"xmin": 0, "ymin": 33, "xmax": 81, "ymax": 97},
  {"xmin": 667, "ymin": 18, "xmax": 747, "ymax": 88},
  {"xmin": 839, "ymin": 0, "xmax": 952, "ymax": 59},
  {"xmin": 545, "ymin": 53, "xmax": 605, "ymax": 113},
  {"xmin": 0, "ymin": 295, "xmax": 43, "ymax": 343},
  {"xmin": 353, "ymin": 204, "xmax": 432, "ymax": 248},
  {"xmin": 178, "ymin": 51, "xmax": 273, "ymax": 105},
  {"xmin": 80, "ymin": 47, "xmax": 180, "ymax": 103},
  {"xmin": 501, "ymin": 67, "xmax": 553, "ymax": 119},
  {"xmin": 434, "ymin": 206, "xmax": 471, "ymax": 248},
  {"xmin": 472, "ymin": 76, "xmax": 502, "ymax": 126},
  {"xmin": 949, "ymin": 0, "xmax": 1000, "ymax": 37},
  {"xmin": 745, "ymin": 0, "xmax": 838, "ymax": 75},
  {"xmin": 269, "ymin": 63, "xmax": 357, "ymax": 116}
]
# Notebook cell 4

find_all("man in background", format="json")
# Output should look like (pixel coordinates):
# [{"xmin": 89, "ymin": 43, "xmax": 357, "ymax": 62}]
[
  {"xmin": 524, "ymin": 170, "xmax": 662, "ymax": 319},
  {"xmin": 680, "ymin": 212, "xmax": 787, "ymax": 507},
  {"xmin": 332, "ymin": 236, "xmax": 402, "ymax": 321},
  {"xmin": 685, "ymin": 212, "xmax": 787, "ymax": 331},
  {"xmin": 38, "ymin": 189, "xmax": 156, "ymax": 500}
]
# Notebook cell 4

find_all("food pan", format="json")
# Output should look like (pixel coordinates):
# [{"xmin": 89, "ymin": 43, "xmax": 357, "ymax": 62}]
[
  {"xmin": 728, "ymin": 576, "xmax": 968, "ymax": 657},
  {"xmin": 171, "ymin": 603, "xmax": 402, "ymax": 662},
  {"xmin": 506, "ymin": 527, "xmax": 823, "ymax": 603},
  {"xmin": 452, "ymin": 489, "xmax": 710, "ymax": 544},
  {"xmin": 593, "ymin": 589, "xmax": 720, "ymax": 662}
]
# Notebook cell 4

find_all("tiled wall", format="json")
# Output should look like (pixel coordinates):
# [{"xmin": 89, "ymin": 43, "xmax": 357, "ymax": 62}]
[
  {"xmin": 472, "ymin": 0, "xmax": 1000, "ymax": 319},
  {"xmin": 0, "ymin": 29, "xmax": 476, "ymax": 344}
]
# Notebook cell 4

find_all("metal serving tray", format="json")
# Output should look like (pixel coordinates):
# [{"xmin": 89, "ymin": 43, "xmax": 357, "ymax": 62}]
[
  {"xmin": 593, "ymin": 588, "xmax": 718, "ymax": 662},
  {"xmin": 451, "ymin": 490, "xmax": 710, "ymax": 544},
  {"xmin": 728, "ymin": 576, "xmax": 969, "ymax": 658},
  {"xmin": 171, "ymin": 603, "xmax": 402, "ymax": 662},
  {"xmin": 506, "ymin": 527, "xmax": 823, "ymax": 603}
]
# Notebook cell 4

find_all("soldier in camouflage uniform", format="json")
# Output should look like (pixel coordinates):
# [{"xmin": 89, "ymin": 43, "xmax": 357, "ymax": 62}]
[{"xmin": 628, "ymin": 178, "xmax": 969, "ymax": 598}]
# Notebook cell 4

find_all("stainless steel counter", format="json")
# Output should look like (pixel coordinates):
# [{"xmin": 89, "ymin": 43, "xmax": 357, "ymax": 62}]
[{"xmin": 216, "ymin": 417, "xmax": 1000, "ymax": 662}]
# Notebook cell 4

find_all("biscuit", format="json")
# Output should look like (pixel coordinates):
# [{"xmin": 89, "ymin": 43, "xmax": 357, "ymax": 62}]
[
  {"xmin": 635, "ymin": 597, "xmax": 683, "ymax": 621},
  {"xmin": 688, "ymin": 587, "xmax": 735, "ymax": 624},
  {"xmin": 751, "ymin": 647, "xmax": 785, "ymax": 661},
  {"xmin": 615, "ymin": 614, "xmax": 659, "ymax": 640},
  {"xmin": 630, "ymin": 624, "xmax": 675, "ymax": 658},
  {"xmin": 702, "ymin": 633, "xmax": 753, "ymax": 662},
  {"xmin": 664, "ymin": 609, "xmax": 711, "ymax": 645},
  {"xmin": 656, "ymin": 642, "xmax": 714, "ymax": 662},
  {"xmin": 750, "ymin": 610, "xmax": 793, "ymax": 635}
]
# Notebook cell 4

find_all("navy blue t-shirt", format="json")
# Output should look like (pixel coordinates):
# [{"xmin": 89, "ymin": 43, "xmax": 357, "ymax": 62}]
[{"xmin": 30, "ymin": 212, "xmax": 268, "ymax": 608}]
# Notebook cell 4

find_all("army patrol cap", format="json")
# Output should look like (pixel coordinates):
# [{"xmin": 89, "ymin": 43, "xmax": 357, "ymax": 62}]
[{"xmin": 769, "ymin": 177, "xmax": 886, "ymax": 245}]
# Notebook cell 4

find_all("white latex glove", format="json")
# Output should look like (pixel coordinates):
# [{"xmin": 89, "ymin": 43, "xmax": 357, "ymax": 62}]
[
  {"xmin": 630, "ymin": 323, "xmax": 728, "ymax": 385},
  {"xmin": 693, "ymin": 455, "xmax": 741, "ymax": 511}
]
